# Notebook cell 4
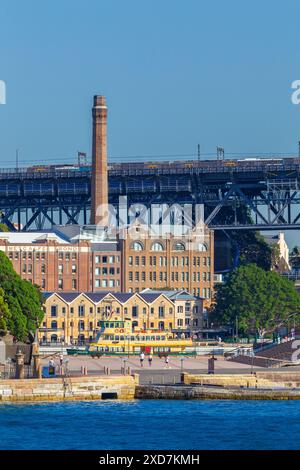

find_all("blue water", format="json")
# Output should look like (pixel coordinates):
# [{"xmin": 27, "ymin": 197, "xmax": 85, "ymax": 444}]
[{"xmin": 0, "ymin": 400, "xmax": 300, "ymax": 449}]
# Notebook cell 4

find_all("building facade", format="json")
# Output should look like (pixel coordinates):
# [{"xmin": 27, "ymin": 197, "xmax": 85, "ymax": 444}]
[
  {"xmin": 40, "ymin": 290, "xmax": 203, "ymax": 344},
  {"xmin": 0, "ymin": 223, "xmax": 214, "ymax": 306}
]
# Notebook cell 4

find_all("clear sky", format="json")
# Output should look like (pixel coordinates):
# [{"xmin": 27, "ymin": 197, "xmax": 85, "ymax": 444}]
[{"xmin": 0, "ymin": 0, "xmax": 300, "ymax": 245}]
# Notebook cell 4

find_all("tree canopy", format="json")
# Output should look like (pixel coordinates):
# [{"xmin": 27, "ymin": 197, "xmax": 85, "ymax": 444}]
[
  {"xmin": 0, "ymin": 251, "xmax": 44, "ymax": 340},
  {"xmin": 230, "ymin": 231, "xmax": 274, "ymax": 271},
  {"xmin": 0, "ymin": 223, "xmax": 9, "ymax": 232},
  {"xmin": 211, "ymin": 264, "xmax": 300, "ymax": 337}
]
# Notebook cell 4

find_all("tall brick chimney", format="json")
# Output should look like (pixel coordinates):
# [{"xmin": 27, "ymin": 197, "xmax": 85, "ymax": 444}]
[{"xmin": 90, "ymin": 95, "xmax": 108, "ymax": 226}]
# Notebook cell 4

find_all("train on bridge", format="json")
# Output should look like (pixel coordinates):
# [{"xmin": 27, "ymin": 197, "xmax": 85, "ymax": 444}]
[
  {"xmin": 24, "ymin": 156, "xmax": 299, "ymax": 175},
  {"xmin": 0, "ymin": 156, "xmax": 299, "ymax": 231}
]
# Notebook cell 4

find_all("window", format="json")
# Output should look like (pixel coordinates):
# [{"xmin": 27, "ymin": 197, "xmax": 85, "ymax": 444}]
[
  {"xmin": 141, "ymin": 256, "xmax": 146, "ymax": 266},
  {"xmin": 58, "ymin": 252, "xmax": 63, "ymax": 260},
  {"xmin": 158, "ymin": 306, "xmax": 165, "ymax": 318},
  {"xmin": 65, "ymin": 253, "xmax": 70, "ymax": 261},
  {"xmin": 78, "ymin": 305, "xmax": 85, "ymax": 317},
  {"xmin": 198, "ymin": 243, "xmax": 208, "ymax": 252},
  {"xmin": 101, "ymin": 279, "xmax": 108, "ymax": 287},
  {"xmin": 95, "ymin": 279, "xmax": 100, "ymax": 288},
  {"xmin": 72, "ymin": 264, "xmax": 77, "ymax": 273},
  {"xmin": 95, "ymin": 267, "xmax": 100, "ymax": 276},
  {"xmin": 42, "ymin": 279, "xmax": 46, "ymax": 289},
  {"xmin": 41, "ymin": 264, "xmax": 46, "ymax": 274},
  {"xmin": 95, "ymin": 255, "xmax": 100, "ymax": 263},
  {"xmin": 72, "ymin": 253, "xmax": 77, "ymax": 260},
  {"xmin": 22, "ymin": 264, "xmax": 26, "ymax": 273},
  {"xmin": 151, "ymin": 242, "xmax": 164, "ymax": 251},
  {"xmin": 58, "ymin": 264, "xmax": 63, "ymax": 274},
  {"xmin": 51, "ymin": 306, "xmax": 57, "ymax": 317},
  {"xmin": 131, "ymin": 242, "xmax": 143, "ymax": 251},
  {"xmin": 173, "ymin": 242, "xmax": 185, "ymax": 251},
  {"xmin": 72, "ymin": 279, "xmax": 77, "ymax": 290},
  {"xmin": 51, "ymin": 321, "xmax": 57, "ymax": 330},
  {"xmin": 58, "ymin": 278, "xmax": 63, "ymax": 289},
  {"xmin": 129, "ymin": 256, "xmax": 133, "ymax": 266},
  {"xmin": 108, "ymin": 279, "xmax": 115, "ymax": 287},
  {"xmin": 132, "ymin": 306, "xmax": 138, "ymax": 317},
  {"xmin": 109, "ymin": 256, "xmax": 114, "ymax": 263},
  {"xmin": 28, "ymin": 264, "xmax": 32, "ymax": 273},
  {"xmin": 102, "ymin": 256, "xmax": 107, "ymax": 264}
]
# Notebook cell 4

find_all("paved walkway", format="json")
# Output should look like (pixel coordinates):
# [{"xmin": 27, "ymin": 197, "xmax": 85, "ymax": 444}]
[{"xmin": 41, "ymin": 355, "xmax": 257, "ymax": 384}]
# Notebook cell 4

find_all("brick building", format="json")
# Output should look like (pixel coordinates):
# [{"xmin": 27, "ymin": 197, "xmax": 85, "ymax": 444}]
[{"xmin": 0, "ymin": 223, "xmax": 214, "ymax": 306}]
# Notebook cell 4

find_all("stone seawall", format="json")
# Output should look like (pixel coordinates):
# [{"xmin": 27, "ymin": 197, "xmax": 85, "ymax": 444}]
[
  {"xmin": 135, "ymin": 385, "xmax": 300, "ymax": 400},
  {"xmin": 181, "ymin": 372, "xmax": 300, "ymax": 389},
  {"xmin": 0, "ymin": 375, "xmax": 138, "ymax": 402}
]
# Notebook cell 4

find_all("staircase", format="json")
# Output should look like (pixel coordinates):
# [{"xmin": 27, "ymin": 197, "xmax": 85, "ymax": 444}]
[{"xmin": 228, "ymin": 339, "xmax": 297, "ymax": 368}]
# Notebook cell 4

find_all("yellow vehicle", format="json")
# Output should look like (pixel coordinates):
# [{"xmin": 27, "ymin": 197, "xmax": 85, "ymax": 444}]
[{"xmin": 87, "ymin": 318, "xmax": 193, "ymax": 355}]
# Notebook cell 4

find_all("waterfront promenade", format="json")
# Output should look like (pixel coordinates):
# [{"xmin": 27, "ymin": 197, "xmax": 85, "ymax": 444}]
[{"xmin": 41, "ymin": 354, "xmax": 261, "ymax": 384}]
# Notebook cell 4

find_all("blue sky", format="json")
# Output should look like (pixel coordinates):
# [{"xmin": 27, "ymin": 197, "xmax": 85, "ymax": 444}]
[{"xmin": 0, "ymin": 0, "xmax": 300, "ymax": 245}]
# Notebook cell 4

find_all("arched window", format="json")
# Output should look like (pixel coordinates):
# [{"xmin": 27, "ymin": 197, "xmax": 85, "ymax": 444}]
[
  {"xmin": 78, "ymin": 320, "xmax": 85, "ymax": 331},
  {"xmin": 198, "ymin": 243, "xmax": 208, "ymax": 252},
  {"xmin": 158, "ymin": 321, "xmax": 165, "ymax": 331},
  {"xmin": 51, "ymin": 321, "xmax": 57, "ymax": 330},
  {"xmin": 151, "ymin": 242, "xmax": 164, "ymax": 251},
  {"xmin": 131, "ymin": 242, "xmax": 143, "ymax": 251},
  {"xmin": 50, "ymin": 334, "xmax": 58, "ymax": 343},
  {"xmin": 173, "ymin": 242, "xmax": 185, "ymax": 251}
]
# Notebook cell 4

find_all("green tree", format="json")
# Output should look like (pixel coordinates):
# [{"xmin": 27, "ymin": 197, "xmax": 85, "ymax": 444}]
[
  {"xmin": 231, "ymin": 231, "xmax": 272, "ymax": 270},
  {"xmin": 290, "ymin": 246, "xmax": 300, "ymax": 270},
  {"xmin": 211, "ymin": 264, "xmax": 300, "ymax": 337},
  {"xmin": 0, "ymin": 223, "xmax": 9, "ymax": 232},
  {"xmin": 0, "ymin": 251, "xmax": 44, "ymax": 340},
  {"xmin": 0, "ymin": 287, "xmax": 11, "ymax": 334}
]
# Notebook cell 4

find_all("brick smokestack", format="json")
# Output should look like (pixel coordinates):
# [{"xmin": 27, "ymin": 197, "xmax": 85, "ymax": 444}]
[{"xmin": 90, "ymin": 95, "xmax": 108, "ymax": 226}]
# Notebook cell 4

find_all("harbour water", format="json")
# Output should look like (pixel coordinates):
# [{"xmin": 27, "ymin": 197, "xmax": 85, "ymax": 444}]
[{"xmin": 0, "ymin": 399, "xmax": 300, "ymax": 450}]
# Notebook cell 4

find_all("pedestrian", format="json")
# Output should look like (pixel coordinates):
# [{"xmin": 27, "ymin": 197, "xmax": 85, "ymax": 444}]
[
  {"xmin": 148, "ymin": 353, "xmax": 153, "ymax": 367},
  {"xmin": 140, "ymin": 351, "xmax": 145, "ymax": 367},
  {"xmin": 165, "ymin": 355, "xmax": 170, "ymax": 369},
  {"xmin": 59, "ymin": 353, "xmax": 63, "ymax": 366}
]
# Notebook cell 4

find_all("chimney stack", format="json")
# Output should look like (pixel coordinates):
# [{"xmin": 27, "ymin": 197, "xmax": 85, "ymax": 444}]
[{"xmin": 90, "ymin": 95, "xmax": 108, "ymax": 226}]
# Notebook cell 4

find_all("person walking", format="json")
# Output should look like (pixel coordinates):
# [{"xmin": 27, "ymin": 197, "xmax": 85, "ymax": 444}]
[
  {"xmin": 165, "ymin": 354, "xmax": 170, "ymax": 369},
  {"xmin": 148, "ymin": 353, "xmax": 153, "ymax": 367},
  {"xmin": 140, "ymin": 351, "xmax": 145, "ymax": 367}
]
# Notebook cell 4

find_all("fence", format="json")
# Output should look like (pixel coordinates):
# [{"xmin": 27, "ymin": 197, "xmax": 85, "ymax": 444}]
[{"xmin": 0, "ymin": 362, "xmax": 34, "ymax": 380}]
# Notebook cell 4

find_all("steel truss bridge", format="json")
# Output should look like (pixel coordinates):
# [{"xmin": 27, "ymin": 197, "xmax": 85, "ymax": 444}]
[{"xmin": 1, "ymin": 157, "xmax": 300, "ymax": 231}]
